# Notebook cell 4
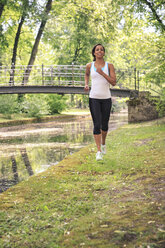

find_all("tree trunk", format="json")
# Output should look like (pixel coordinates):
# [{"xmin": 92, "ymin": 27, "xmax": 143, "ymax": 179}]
[
  {"xmin": 0, "ymin": 2, "xmax": 6, "ymax": 67},
  {"xmin": 0, "ymin": 2, "xmax": 5, "ymax": 19},
  {"xmin": 22, "ymin": 0, "xmax": 52, "ymax": 85},
  {"xmin": 9, "ymin": 15, "xmax": 25, "ymax": 85}
]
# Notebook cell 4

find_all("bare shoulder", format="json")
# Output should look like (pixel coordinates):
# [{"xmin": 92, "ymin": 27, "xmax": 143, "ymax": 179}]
[
  {"xmin": 85, "ymin": 63, "xmax": 92, "ymax": 75},
  {"xmin": 108, "ymin": 63, "xmax": 115, "ymax": 70},
  {"xmin": 86, "ymin": 62, "xmax": 92, "ymax": 69}
]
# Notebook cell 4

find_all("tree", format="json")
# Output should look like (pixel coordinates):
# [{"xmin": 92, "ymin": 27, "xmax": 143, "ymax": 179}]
[
  {"xmin": 22, "ymin": 0, "xmax": 52, "ymax": 84},
  {"xmin": 9, "ymin": 3, "xmax": 26, "ymax": 84},
  {"xmin": 43, "ymin": 0, "xmax": 119, "ymax": 65},
  {"xmin": 9, "ymin": 0, "xmax": 38, "ymax": 84}
]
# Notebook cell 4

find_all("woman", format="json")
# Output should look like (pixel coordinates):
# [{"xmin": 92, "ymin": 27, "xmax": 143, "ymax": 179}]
[{"xmin": 84, "ymin": 44, "xmax": 116, "ymax": 161}]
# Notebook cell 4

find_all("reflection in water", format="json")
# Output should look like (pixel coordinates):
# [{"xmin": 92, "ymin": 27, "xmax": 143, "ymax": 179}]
[
  {"xmin": 11, "ymin": 155, "xmax": 19, "ymax": 183},
  {"xmin": 0, "ymin": 112, "xmax": 128, "ymax": 193},
  {"xmin": 20, "ymin": 149, "xmax": 34, "ymax": 176}
]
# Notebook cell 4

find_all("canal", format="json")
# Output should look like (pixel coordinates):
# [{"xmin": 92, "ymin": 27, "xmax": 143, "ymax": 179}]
[{"xmin": 0, "ymin": 111, "xmax": 128, "ymax": 193}]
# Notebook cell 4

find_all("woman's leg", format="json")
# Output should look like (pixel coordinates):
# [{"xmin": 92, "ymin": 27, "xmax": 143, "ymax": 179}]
[
  {"xmin": 94, "ymin": 134, "xmax": 101, "ymax": 152},
  {"xmin": 101, "ymin": 98, "xmax": 112, "ymax": 145},
  {"xmin": 89, "ymin": 98, "xmax": 102, "ymax": 152},
  {"xmin": 101, "ymin": 130, "xmax": 107, "ymax": 145}
]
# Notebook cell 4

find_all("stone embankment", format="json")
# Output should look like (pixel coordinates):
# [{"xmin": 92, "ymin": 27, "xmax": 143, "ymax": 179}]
[{"xmin": 127, "ymin": 91, "xmax": 159, "ymax": 122}]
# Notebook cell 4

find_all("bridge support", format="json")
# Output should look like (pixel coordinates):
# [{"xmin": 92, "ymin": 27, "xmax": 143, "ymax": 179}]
[{"xmin": 127, "ymin": 91, "xmax": 158, "ymax": 123}]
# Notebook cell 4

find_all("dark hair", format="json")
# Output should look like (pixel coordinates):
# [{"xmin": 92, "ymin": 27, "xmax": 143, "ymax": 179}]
[{"xmin": 92, "ymin": 44, "xmax": 105, "ymax": 61}]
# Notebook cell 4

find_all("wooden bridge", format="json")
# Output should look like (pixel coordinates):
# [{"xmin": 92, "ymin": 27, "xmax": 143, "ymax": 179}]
[{"xmin": 0, "ymin": 64, "xmax": 143, "ymax": 97}]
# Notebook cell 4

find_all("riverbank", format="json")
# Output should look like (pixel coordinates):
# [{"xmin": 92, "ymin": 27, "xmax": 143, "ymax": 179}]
[
  {"xmin": 0, "ymin": 109, "xmax": 90, "ymax": 128},
  {"xmin": 0, "ymin": 118, "xmax": 165, "ymax": 247}
]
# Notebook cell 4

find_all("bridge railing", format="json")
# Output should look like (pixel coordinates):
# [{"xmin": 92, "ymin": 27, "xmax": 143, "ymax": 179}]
[
  {"xmin": 0, "ymin": 64, "xmax": 137, "ymax": 89},
  {"xmin": 0, "ymin": 64, "xmax": 86, "ymax": 86},
  {"xmin": 0, "ymin": 64, "xmax": 160, "ymax": 94}
]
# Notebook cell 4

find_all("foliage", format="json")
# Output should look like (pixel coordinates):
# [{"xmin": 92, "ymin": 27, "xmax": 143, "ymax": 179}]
[
  {"xmin": 21, "ymin": 94, "xmax": 50, "ymax": 117},
  {"xmin": 0, "ymin": 94, "xmax": 19, "ymax": 118},
  {"xmin": 112, "ymin": 98, "xmax": 126, "ymax": 113},
  {"xmin": 142, "ymin": 35, "xmax": 165, "ymax": 87},
  {"xmin": 0, "ymin": 0, "xmax": 165, "ymax": 114},
  {"xmin": 46, "ymin": 94, "xmax": 68, "ymax": 114},
  {"xmin": 134, "ymin": 0, "xmax": 165, "ymax": 32},
  {"xmin": 0, "ymin": 93, "xmax": 69, "ymax": 118},
  {"xmin": 71, "ymin": 94, "xmax": 89, "ymax": 109},
  {"xmin": 155, "ymin": 88, "xmax": 165, "ymax": 117},
  {"xmin": 43, "ymin": 0, "xmax": 119, "ymax": 65}
]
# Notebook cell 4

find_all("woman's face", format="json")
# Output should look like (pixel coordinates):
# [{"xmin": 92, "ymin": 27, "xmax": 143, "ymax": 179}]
[{"xmin": 94, "ymin": 45, "xmax": 105, "ymax": 58}]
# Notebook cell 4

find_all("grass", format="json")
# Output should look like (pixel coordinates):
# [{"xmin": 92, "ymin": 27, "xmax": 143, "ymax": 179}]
[{"xmin": 0, "ymin": 118, "xmax": 165, "ymax": 248}]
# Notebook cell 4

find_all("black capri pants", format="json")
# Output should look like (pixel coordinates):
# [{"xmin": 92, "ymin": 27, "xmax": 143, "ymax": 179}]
[{"xmin": 89, "ymin": 98, "xmax": 112, "ymax": 135}]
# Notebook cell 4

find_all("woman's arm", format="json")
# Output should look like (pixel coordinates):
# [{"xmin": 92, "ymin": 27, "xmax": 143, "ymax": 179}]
[
  {"xmin": 96, "ymin": 63, "xmax": 116, "ymax": 86},
  {"xmin": 84, "ymin": 63, "xmax": 91, "ymax": 91}
]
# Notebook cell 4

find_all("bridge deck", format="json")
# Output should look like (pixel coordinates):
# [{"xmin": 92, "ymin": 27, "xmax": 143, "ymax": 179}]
[{"xmin": 0, "ymin": 85, "xmax": 138, "ymax": 98}]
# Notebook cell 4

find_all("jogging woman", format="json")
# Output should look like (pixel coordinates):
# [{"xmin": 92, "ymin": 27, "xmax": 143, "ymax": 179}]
[{"xmin": 84, "ymin": 44, "xmax": 116, "ymax": 160}]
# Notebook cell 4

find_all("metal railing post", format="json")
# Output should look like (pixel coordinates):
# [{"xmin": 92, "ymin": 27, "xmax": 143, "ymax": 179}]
[
  {"xmin": 5, "ymin": 66, "xmax": 7, "ymax": 85},
  {"xmin": 72, "ymin": 62, "xmax": 74, "ymax": 85},
  {"xmin": 58, "ymin": 66, "xmax": 60, "ymax": 85},
  {"xmin": 134, "ymin": 67, "xmax": 136, "ymax": 90},
  {"xmin": 51, "ymin": 66, "xmax": 53, "ymax": 85},
  {"xmin": 137, "ymin": 70, "xmax": 140, "ymax": 91},
  {"xmin": 80, "ymin": 66, "xmax": 82, "ymax": 85},
  {"xmin": 9, "ymin": 63, "xmax": 14, "ymax": 86},
  {"xmin": 42, "ymin": 64, "xmax": 44, "ymax": 85}
]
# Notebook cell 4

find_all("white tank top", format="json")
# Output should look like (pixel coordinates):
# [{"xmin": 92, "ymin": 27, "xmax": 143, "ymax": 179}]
[{"xmin": 89, "ymin": 61, "xmax": 111, "ymax": 99}]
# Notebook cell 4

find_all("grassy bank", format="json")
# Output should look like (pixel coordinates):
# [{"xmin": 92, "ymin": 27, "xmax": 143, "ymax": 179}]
[
  {"xmin": 0, "ymin": 109, "xmax": 90, "ymax": 127},
  {"xmin": 0, "ymin": 118, "xmax": 165, "ymax": 248}
]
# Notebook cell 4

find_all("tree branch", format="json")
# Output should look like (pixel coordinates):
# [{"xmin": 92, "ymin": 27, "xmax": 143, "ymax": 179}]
[{"xmin": 142, "ymin": 0, "xmax": 165, "ymax": 31}]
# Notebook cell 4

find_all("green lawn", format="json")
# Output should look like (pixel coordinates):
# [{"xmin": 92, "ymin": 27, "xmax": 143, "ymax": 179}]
[{"xmin": 0, "ymin": 118, "xmax": 165, "ymax": 248}]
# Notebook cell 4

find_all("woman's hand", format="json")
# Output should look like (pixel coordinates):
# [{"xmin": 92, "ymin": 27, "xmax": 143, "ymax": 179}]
[
  {"xmin": 97, "ymin": 64, "xmax": 116, "ymax": 86},
  {"xmin": 96, "ymin": 68, "xmax": 103, "ymax": 75},
  {"xmin": 84, "ymin": 85, "xmax": 89, "ymax": 91}
]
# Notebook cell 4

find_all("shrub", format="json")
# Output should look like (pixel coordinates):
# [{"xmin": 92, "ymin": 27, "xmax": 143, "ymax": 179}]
[
  {"xmin": 46, "ymin": 94, "xmax": 67, "ymax": 114},
  {"xmin": 21, "ymin": 94, "xmax": 50, "ymax": 118},
  {"xmin": 156, "ymin": 88, "xmax": 165, "ymax": 117},
  {"xmin": 0, "ymin": 95, "xmax": 19, "ymax": 118}
]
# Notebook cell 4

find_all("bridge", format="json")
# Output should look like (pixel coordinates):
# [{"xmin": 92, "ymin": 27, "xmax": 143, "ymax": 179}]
[
  {"xmin": 0, "ymin": 64, "xmax": 161, "ymax": 123},
  {"xmin": 0, "ymin": 64, "xmax": 150, "ymax": 97}
]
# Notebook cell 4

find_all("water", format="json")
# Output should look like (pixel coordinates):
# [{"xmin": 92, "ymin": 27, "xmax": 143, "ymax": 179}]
[{"xmin": 0, "ymin": 111, "xmax": 128, "ymax": 193}]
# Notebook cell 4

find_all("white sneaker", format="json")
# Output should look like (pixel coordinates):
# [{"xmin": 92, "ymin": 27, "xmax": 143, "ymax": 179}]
[
  {"xmin": 101, "ymin": 144, "xmax": 106, "ymax": 154},
  {"xmin": 96, "ymin": 151, "xmax": 103, "ymax": 161}
]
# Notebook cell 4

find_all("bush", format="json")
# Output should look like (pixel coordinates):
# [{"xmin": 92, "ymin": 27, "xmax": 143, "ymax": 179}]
[
  {"xmin": 21, "ymin": 94, "xmax": 50, "ymax": 118},
  {"xmin": 156, "ymin": 88, "xmax": 165, "ymax": 117},
  {"xmin": 46, "ymin": 94, "xmax": 67, "ymax": 114},
  {"xmin": 0, "ymin": 95, "xmax": 19, "ymax": 118}
]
